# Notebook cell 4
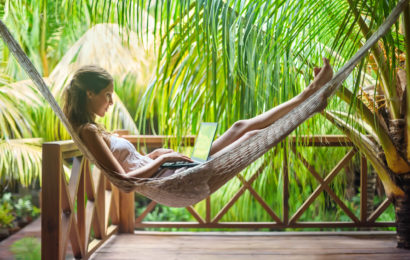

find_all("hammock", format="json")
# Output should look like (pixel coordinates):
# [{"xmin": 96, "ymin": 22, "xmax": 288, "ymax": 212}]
[{"xmin": 0, "ymin": 0, "xmax": 408, "ymax": 207}]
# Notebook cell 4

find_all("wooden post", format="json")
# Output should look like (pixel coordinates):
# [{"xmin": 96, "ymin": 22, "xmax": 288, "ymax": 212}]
[
  {"xmin": 96, "ymin": 171, "xmax": 106, "ymax": 238},
  {"xmin": 119, "ymin": 191, "xmax": 135, "ymax": 233},
  {"xmin": 115, "ymin": 129, "xmax": 135, "ymax": 233},
  {"xmin": 42, "ymin": 143, "xmax": 62, "ymax": 260},
  {"xmin": 360, "ymin": 155, "xmax": 368, "ymax": 222},
  {"xmin": 77, "ymin": 159, "xmax": 86, "ymax": 254},
  {"xmin": 206, "ymin": 197, "xmax": 211, "ymax": 223},
  {"xmin": 283, "ymin": 143, "xmax": 289, "ymax": 224}
]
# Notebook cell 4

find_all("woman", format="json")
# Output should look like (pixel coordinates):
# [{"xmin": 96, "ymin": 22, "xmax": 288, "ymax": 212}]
[{"xmin": 63, "ymin": 58, "xmax": 333, "ymax": 179}]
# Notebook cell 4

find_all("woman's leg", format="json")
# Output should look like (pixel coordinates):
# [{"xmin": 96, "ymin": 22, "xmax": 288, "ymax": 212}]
[{"xmin": 209, "ymin": 58, "xmax": 333, "ymax": 155}]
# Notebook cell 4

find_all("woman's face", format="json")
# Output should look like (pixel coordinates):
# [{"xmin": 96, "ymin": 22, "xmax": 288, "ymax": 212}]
[{"xmin": 87, "ymin": 83, "xmax": 114, "ymax": 117}]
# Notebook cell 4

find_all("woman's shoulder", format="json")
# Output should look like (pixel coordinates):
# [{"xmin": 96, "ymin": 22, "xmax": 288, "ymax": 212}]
[
  {"xmin": 78, "ymin": 123, "xmax": 111, "ymax": 146},
  {"xmin": 78, "ymin": 123, "xmax": 100, "ymax": 138}
]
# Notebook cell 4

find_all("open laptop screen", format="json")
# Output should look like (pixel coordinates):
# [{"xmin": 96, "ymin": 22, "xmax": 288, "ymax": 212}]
[{"xmin": 191, "ymin": 122, "xmax": 218, "ymax": 162}]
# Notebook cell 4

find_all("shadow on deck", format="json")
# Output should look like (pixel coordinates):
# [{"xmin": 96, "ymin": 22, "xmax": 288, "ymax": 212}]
[{"xmin": 90, "ymin": 231, "xmax": 410, "ymax": 259}]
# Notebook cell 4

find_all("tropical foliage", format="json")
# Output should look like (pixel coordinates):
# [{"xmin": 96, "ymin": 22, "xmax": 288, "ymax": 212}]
[{"xmin": 0, "ymin": 0, "xmax": 409, "ymax": 230}]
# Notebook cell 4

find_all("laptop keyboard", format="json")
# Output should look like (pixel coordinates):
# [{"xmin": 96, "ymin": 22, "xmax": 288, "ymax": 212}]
[{"xmin": 161, "ymin": 161, "xmax": 200, "ymax": 168}]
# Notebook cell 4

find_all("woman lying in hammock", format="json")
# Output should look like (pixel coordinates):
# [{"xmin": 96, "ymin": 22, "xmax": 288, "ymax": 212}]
[{"xmin": 63, "ymin": 58, "xmax": 333, "ymax": 179}]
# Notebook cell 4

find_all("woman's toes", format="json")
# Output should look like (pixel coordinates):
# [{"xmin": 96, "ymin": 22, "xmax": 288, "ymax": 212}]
[{"xmin": 314, "ymin": 67, "xmax": 321, "ymax": 77}]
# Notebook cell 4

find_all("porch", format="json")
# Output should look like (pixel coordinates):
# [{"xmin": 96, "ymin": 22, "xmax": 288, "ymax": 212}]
[{"xmin": 41, "ymin": 134, "xmax": 404, "ymax": 259}]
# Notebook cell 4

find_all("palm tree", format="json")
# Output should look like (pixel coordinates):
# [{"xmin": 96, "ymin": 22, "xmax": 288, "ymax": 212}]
[{"xmin": 323, "ymin": 1, "xmax": 410, "ymax": 247}]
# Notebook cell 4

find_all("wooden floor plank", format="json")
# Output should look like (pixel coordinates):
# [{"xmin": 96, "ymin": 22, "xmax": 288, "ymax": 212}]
[{"xmin": 90, "ymin": 232, "xmax": 410, "ymax": 260}]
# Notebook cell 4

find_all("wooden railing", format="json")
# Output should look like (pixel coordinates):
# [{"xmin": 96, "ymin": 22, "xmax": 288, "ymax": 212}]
[{"xmin": 41, "ymin": 135, "xmax": 395, "ymax": 259}]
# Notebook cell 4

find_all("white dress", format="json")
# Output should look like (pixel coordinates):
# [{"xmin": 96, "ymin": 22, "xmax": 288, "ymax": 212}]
[
  {"xmin": 109, "ymin": 135, "xmax": 153, "ymax": 172},
  {"xmin": 109, "ymin": 135, "xmax": 177, "ymax": 178}
]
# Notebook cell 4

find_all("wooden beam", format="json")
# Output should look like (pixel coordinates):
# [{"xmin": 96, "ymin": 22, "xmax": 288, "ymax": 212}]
[
  {"xmin": 360, "ymin": 156, "xmax": 368, "ymax": 222},
  {"xmin": 134, "ymin": 221, "xmax": 395, "ymax": 229},
  {"xmin": 95, "ymin": 168, "xmax": 106, "ymax": 238},
  {"xmin": 55, "ymin": 134, "xmax": 372, "ymax": 156},
  {"xmin": 288, "ymin": 135, "xmax": 355, "ymax": 146},
  {"xmin": 84, "ymin": 160, "xmax": 97, "ymax": 249},
  {"xmin": 367, "ymin": 198, "xmax": 392, "ymax": 223},
  {"xmin": 119, "ymin": 191, "xmax": 135, "ymax": 233},
  {"xmin": 136, "ymin": 201, "xmax": 157, "ymax": 223},
  {"xmin": 206, "ymin": 197, "xmax": 211, "ymax": 223},
  {"xmin": 60, "ymin": 173, "xmax": 77, "ymax": 257},
  {"xmin": 283, "ymin": 145, "xmax": 289, "ymax": 225},
  {"xmin": 84, "ymin": 160, "xmax": 95, "ymax": 201},
  {"xmin": 110, "ymin": 184, "xmax": 120, "ymax": 225},
  {"xmin": 68, "ymin": 214, "xmax": 84, "ymax": 258},
  {"xmin": 123, "ymin": 135, "xmax": 195, "ymax": 146},
  {"xmin": 84, "ymin": 201, "xmax": 95, "ymax": 252},
  {"xmin": 41, "ymin": 143, "xmax": 62, "ymax": 260},
  {"xmin": 105, "ymin": 190, "xmax": 112, "ymax": 230},
  {"xmin": 86, "ymin": 225, "xmax": 118, "ymax": 258},
  {"xmin": 77, "ymin": 161, "xmax": 86, "ymax": 257},
  {"xmin": 67, "ymin": 157, "xmax": 82, "ymax": 203},
  {"xmin": 186, "ymin": 206, "xmax": 205, "ymax": 224},
  {"xmin": 60, "ymin": 214, "xmax": 72, "ymax": 259}
]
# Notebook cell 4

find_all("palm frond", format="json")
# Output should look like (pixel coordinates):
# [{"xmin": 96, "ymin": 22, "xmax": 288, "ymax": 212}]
[
  {"xmin": 0, "ymin": 83, "xmax": 40, "ymax": 138},
  {"xmin": 0, "ymin": 138, "xmax": 42, "ymax": 188},
  {"xmin": 325, "ymin": 110, "xmax": 404, "ymax": 198}
]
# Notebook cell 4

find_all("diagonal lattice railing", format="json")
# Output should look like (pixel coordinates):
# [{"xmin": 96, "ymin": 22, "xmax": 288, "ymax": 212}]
[
  {"xmin": 42, "ymin": 142, "xmax": 121, "ymax": 259},
  {"xmin": 42, "ymin": 134, "xmax": 395, "ymax": 259},
  {"xmin": 132, "ymin": 135, "xmax": 394, "ymax": 229}
]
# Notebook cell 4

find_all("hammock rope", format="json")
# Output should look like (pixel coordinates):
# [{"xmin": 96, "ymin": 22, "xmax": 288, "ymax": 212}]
[{"xmin": 0, "ymin": 0, "xmax": 408, "ymax": 207}]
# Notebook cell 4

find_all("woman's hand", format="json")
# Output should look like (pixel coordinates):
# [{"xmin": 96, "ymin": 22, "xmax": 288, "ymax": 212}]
[
  {"xmin": 147, "ymin": 148, "xmax": 174, "ymax": 159},
  {"xmin": 159, "ymin": 152, "xmax": 194, "ymax": 163}
]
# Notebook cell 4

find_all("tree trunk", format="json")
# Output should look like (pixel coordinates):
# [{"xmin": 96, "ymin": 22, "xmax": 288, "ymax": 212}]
[
  {"xmin": 367, "ymin": 170, "xmax": 376, "ymax": 218},
  {"xmin": 394, "ymin": 174, "xmax": 410, "ymax": 249}
]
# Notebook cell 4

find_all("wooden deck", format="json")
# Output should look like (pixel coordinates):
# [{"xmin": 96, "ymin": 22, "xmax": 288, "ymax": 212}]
[{"xmin": 90, "ymin": 231, "xmax": 410, "ymax": 259}]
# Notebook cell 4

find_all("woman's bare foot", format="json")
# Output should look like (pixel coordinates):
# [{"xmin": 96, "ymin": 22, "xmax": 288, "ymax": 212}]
[
  {"xmin": 312, "ymin": 57, "xmax": 333, "ymax": 89},
  {"xmin": 302, "ymin": 58, "xmax": 333, "ymax": 98},
  {"xmin": 300, "ymin": 58, "xmax": 333, "ymax": 111}
]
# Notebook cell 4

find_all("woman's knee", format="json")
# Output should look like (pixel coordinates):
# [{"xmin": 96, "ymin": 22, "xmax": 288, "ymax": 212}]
[
  {"xmin": 231, "ymin": 119, "xmax": 250, "ymax": 133},
  {"xmin": 244, "ymin": 129, "xmax": 261, "ymax": 139}
]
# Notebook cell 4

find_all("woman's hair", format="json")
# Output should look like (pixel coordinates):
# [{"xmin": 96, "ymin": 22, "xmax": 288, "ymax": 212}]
[{"xmin": 63, "ymin": 65, "xmax": 113, "ymax": 130}]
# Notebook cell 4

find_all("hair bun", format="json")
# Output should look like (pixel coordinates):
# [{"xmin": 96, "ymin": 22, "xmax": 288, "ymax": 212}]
[{"xmin": 69, "ymin": 78, "xmax": 80, "ymax": 90}]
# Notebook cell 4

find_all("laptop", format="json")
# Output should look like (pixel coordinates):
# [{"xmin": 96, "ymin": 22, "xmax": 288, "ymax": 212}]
[{"xmin": 161, "ymin": 122, "xmax": 218, "ymax": 168}]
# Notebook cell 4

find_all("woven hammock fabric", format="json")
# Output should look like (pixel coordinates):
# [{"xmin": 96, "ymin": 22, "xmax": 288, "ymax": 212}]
[{"xmin": 0, "ymin": 0, "xmax": 408, "ymax": 207}]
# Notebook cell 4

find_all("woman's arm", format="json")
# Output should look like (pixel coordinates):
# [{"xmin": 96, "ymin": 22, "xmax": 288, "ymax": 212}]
[
  {"xmin": 80, "ymin": 125, "xmax": 127, "ymax": 176},
  {"xmin": 80, "ymin": 125, "xmax": 165, "ymax": 179},
  {"xmin": 127, "ymin": 152, "xmax": 193, "ymax": 178},
  {"xmin": 80, "ymin": 124, "xmax": 192, "ymax": 179}
]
